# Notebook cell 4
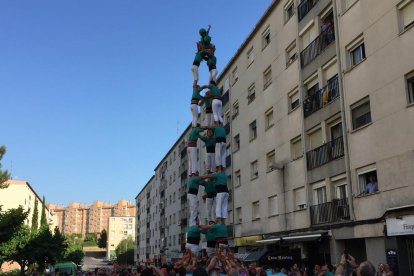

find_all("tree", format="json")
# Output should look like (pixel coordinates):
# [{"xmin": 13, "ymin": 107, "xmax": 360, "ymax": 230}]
[
  {"xmin": 40, "ymin": 196, "xmax": 48, "ymax": 229},
  {"xmin": 98, "ymin": 229, "xmax": 107, "ymax": 248},
  {"xmin": 0, "ymin": 207, "xmax": 28, "ymax": 244},
  {"xmin": 115, "ymin": 237, "xmax": 134, "ymax": 265},
  {"xmin": 62, "ymin": 243, "xmax": 84, "ymax": 265},
  {"xmin": 0, "ymin": 145, "xmax": 11, "ymax": 189},
  {"xmin": 31, "ymin": 199, "xmax": 39, "ymax": 232},
  {"xmin": 0, "ymin": 225, "xmax": 35, "ymax": 276}
]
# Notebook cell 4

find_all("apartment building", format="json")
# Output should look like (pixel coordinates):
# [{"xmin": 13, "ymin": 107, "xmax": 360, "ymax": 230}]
[
  {"xmin": 48, "ymin": 199, "xmax": 136, "ymax": 235},
  {"xmin": 0, "ymin": 179, "xmax": 56, "ymax": 230},
  {"xmin": 135, "ymin": 0, "xmax": 414, "ymax": 271},
  {"xmin": 107, "ymin": 216, "xmax": 135, "ymax": 259}
]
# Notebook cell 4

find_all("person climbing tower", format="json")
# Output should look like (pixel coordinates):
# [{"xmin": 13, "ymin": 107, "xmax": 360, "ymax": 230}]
[
  {"xmin": 192, "ymin": 25, "xmax": 217, "ymax": 86},
  {"xmin": 191, "ymin": 84, "xmax": 208, "ymax": 127},
  {"xmin": 187, "ymin": 125, "xmax": 205, "ymax": 176}
]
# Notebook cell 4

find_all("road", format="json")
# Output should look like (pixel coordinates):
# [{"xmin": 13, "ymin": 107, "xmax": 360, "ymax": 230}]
[{"xmin": 82, "ymin": 251, "xmax": 112, "ymax": 271}]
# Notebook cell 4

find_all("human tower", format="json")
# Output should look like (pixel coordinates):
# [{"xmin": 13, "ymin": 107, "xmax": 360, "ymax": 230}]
[{"xmin": 185, "ymin": 26, "xmax": 229, "ymax": 257}]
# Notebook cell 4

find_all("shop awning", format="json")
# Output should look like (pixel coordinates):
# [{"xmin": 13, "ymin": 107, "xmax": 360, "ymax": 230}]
[
  {"xmin": 256, "ymin": 231, "xmax": 328, "ymax": 244},
  {"xmin": 236, "ymin": 250, "xmax": 266, "ymax": 262}
]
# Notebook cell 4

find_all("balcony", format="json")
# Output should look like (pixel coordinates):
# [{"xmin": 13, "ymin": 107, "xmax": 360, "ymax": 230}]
[
  {"xmin": 298, "ymin": 0, "xmax": 319, "ymax": 21},
  {"xmin": 181, "ymin": 147, "xmax": 187, "ymax": 159},
  {"xmin": 180, "ymin": 170, "xmax": 188, "ymax": 181},
  {"xmin": 306, "ymin": 136, "xmax": 344, "ymax": 170},
  {"xmin": 222, "ymin": 91, "xmax": 229, "ymax": 107},
  {"xmin": 304, "ymin": 75, "xmax": 339, "ymax": 117},
  {"xmin": 224, "ymin": 122, "xmax": 230, "ymax": 135},
  {"xmin": 300, "ymin": 30, "xmax": 335, "ymax": 67},
  {"xmin": 310, "ymin": 197, "xmax": 350, "ymax": 224},
  {"xmin": 159, "ymin": 180, "xmax": 167, "ymax": 193}
]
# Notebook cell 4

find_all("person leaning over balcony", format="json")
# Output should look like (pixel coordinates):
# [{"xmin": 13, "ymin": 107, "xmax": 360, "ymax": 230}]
[
  {"xmin": 188, "ymin": 126, "xmax": 205, "ymax": 176},
  {"xmin": 187, "ymin": 175, "xmax": 205, "ymax": 226},
  {"xmin": 363, "ymin": 175, "xmax": 378, "ymax": 194},
  {"xmin": 199, "ymin": 128, "xmax": 216, "ymax": 174}
]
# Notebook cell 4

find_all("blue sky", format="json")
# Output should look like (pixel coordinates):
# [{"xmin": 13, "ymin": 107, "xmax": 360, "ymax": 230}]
[{"xmin": 0, "ymin": 1, "xmax": 271, "ymax": 205}]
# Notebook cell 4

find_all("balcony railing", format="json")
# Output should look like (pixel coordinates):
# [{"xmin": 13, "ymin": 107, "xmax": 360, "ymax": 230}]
[
  {"xmin": 298, "ymin": 0, "xmax": 319, "ymax": 21},
  {"xmin": 300, "ymin": 29, "xmax": 335, "ymax": 67},
  {"xmin": 304, "ymin": 75, "xmax": 339, "ymax": 117},
  {"xmin": 306, "ymin": 136, "xmax": 344, "ymax": 170},
  {"xmin": 310, "ymin": 197, "xmax": 350, "ymax": 224}
]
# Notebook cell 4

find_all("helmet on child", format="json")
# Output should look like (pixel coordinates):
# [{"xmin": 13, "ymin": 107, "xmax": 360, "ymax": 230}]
[{"xmin": 199, "ymin": 28, "xmax": 207, "ymax": 36}]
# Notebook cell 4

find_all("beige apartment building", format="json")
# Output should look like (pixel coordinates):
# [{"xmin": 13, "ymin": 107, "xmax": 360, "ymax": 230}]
[
  {"xmin": 133, "ymin": 0, "xmax": 414, "ymax": 272},
  {"xmin": 107, "ymin": 216, "xmax": 135, "ymax": 259},
  {"xmin": 62, "ymin": 202, "xmax": 90, "ymax": 235},
  {"xmin": 0, "ymin": 179, "xmax": 56, "ymax": 230},
  {"xmin": 47, "ymin": 203, "xmax": 65, "ymax": 231}
]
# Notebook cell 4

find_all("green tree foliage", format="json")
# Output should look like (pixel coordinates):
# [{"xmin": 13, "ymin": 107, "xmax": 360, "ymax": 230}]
[
  {"xmin": 31, "ymin": 199, "xmax": 39, "ymax": 232},
  {"xmin": 0, "ymin": 145, "xmax": 11, "ymax": 189},
  {"xmin": 115, "ymin": 237, "xmax": 134, "ymax": 265},
  {"xmin": 84, "ymin": 233, "xmax": 97, "ymax": 242},
  {"xmin": 0, "ymin": 207, "xmax": 28, "ymax": 244},
  {"xmin": 0, "ymin": 226, "xmax": 67, "ymax": 276},
  {"xmin": 98, "ymin": 229, "xmax": 107, "ymax": 248},
  {"xmin": 40, "ymin": 196, "xmax": 48, "ymax": 229},
  {"xmin": 62, "ymin": 242, "xmax": 85, "ymax": 265}
]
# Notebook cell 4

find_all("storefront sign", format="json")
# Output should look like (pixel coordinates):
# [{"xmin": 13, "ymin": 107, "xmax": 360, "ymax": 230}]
[
  {"xmin": 235, "ymin": 235, "xmax": 262, "ymax": 246},
  {"xmin": 260, "ymin": 249, "xmax": 301, "ymax": 266},
  {"xmin": 386, "ymin": 215, "xmax": 414, "ymax": 236}
]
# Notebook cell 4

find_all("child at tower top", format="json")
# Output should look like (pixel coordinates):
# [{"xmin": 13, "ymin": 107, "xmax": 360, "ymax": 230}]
[{"xmin": 192, "ymin": 26, "xmax": 218, "ymax": 86}]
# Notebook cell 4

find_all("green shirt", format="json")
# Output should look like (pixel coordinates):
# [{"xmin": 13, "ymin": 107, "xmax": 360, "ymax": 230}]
[
  {"xmin": 210, "ymin": 85, "xmax": 221, "ymax": 98},
  {"xmin": 187, "ymin": 226, "xmax": 201, "ymax": 238},
  {"xmin": 199, "ymin": 136, "xmax": 215, "ymax": 148},
  {"xmin": 191, "ymin": 88, "xmax": 203, "ymax": 101},
  {"xmin": 203, "ymin": 97, "xmax": 212, "ymax": 109},
  {"xmin": 201, "ymin": 229, "xmax": 216, "ymax": 242},
  {"xmin": 211, "ymin": 172, "xmax": 227, "ymax": 187},
  {"xmin": 188, "ymin": 127, "xmax": 204, "ymax": 141},
  {"xmin": 212, "ymin": 126, "xmax": 225, "ymax": 139},
  {"xmin": 187, "ymin": 176, "xmax": 202, "ymax": 190},
  {"xmin": 202, "ymin": 180, "xmax": 216, "ymax": 193},
  {"xmin": 211, "ymin": 224, "xmax": 227, "ymax": 238}
]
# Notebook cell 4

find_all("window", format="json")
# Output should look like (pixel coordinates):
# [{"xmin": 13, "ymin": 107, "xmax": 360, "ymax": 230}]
[
  {"xmin": 357, "ymin": 167, "xmax": 378, "ymax": 195},
  {"xmin": 263, "ymin": 66, "xmax": 272, "ymax": 89},
  {"xmin": 262, "ymin": 26, "xmax": 271, "ymax": 49},
  {"xmin": 249, "ymin": 120, "xmax": 257, "ymax": 141},
  {"xmin": 223, "ymin": 78, "xmax": 230, "ymax": 93},
  {"xmin": 351, "ymin": 99, "xmax": 372, "ymax": 129},
  {"xmin": 294, "ymin": 187, "xmax": 306, "ymax": 210},
  {"xmin": 266, "ymin": 150, "xmax": 276, "ymax": 172},
  {"xmin": 284, "ymin": 0, "xmax": 295, "ymax": 22},
  {"xmin": 289, "ymin": 90, "xmax": 300, "ymax": 111},
  {"xmin": 265, "ymin": 108, "xmax": 274, "ymax": 129},
  {"xmin": 232, "ymin": 67, "xmax": 238, "ymax": 85},
  {"xmin": 268, "ymin": 195, "xmax": 278, "ymax": 216},
  {"xmin": 406, "ymin": 71, "xmax": 414, "ymax": 104},
  {"xmin": 348, "ymin": 38, "xmax": 366, "ymax": 67},
  {"xmin": 247, "ymin": 47, "xmax": 255, "ymax": 66},
  {"xmin": 308, "ymin": 128, "xmax": 323, "ymax": 150},
  {"xmin": 313, "ymin": 185, "xmax": 327, "ymax": 205},
  {"xmin": 286, "ymin": 41, "xmax": 297, "ymax": 67},
  {"xmin": 252, "ymin": 201, "xmax": 260, "ymax": 220},
  {"xmin": 250, "ymin": 160, "xmax": 258, "ymax": 179},
  {"xmin": 235, "ymin": 170, "xmax": 241, "ymax": 187},
  {"xmin": 291, "ymin": 136, "xmax": 303, "ymax": 160},
  {"xmin": 236, "ymin": 207, "xmax": 242, "ymax": 223},
  {"xmin": 399, "ymin": 0, "xmax": 414, "ymax": 31},
  {"xmin": 173, "ymin": 192, "xmax": 176, "ymax": 203},
  {"xmin": 247, "ymin": 83, "xmax": 256, "ymax": 104},
  {"xmin": 233, "ymin": 134, "xmax": 240, "ymax": 152},
  {"xmin": 232, "ymin": 101, "xmax": 239, "ymax": 119}
]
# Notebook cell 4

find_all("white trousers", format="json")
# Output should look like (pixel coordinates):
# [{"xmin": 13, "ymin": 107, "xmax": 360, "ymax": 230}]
[
  {"xmin": 185, "ymin": 243, "xmax": 200, "ymax": 253},
  {"xmin": 187, "ymin": 193, "xmax": 199, "ymax": 227},
  {"xmin": 215, "ymin": 142, "xmax": 226, "ymax": 168},
  {"xmin": 190, "ymin": 104, "xmax": 199, "ymax": 127},
  {"xmin": 205, "ymin": 113, "xmax": 213, "ymax": 127},
  {"xmin": 212, "ymin": 99, "xmax": 223, "ymax": 123},
  {"xmin": 192, "ymin": 65, "xmax": 199, "ymax": 83},
  {"xmin": 187, "ymin": 146, "xmax": 198, "ymax": 175},
  {"xmin": 209, "ymin": 69, "xmax": 217, "ymax": 83},
  {"xmin": 206, "ymin": 197, "xmax": 216, "ymax": 222},
  {"xmin": 215, "ymin": 192, "xmax": 229, "ymax": 219},
  {"xmin": 205, "ymin": 152, "xmax": 215, "ymax": 172}
]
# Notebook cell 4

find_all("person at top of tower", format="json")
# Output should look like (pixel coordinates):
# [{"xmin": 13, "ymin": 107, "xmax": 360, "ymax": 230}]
[{"xmin": 192, "ymin": 25, "xmax": 218, "ymax": 86}]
